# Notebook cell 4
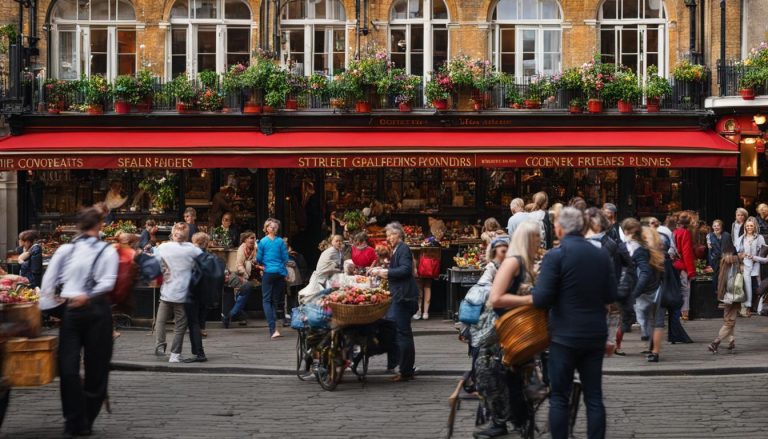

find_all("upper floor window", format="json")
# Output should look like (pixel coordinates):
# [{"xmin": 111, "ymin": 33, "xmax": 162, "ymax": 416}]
[
  {"xmin": 389, "ymin": 0, "xmax": 449, "ymax": 76},
  {"xmin": 169, "ymin": 0, "xmax": 252, "ymax": 78},
  {"xmin": 490, "ymin": 0, "xmax": 562, "ymax": 78},
  {"xmin": 50, "ymin": 0, "xmax": 138, "ymax": 80},
  {"xmin": 277, "ymin": 0, "xmax": 347, "ymax": 75},
  {"xmin": 598, "ymin": 0, "xmax": 667, "ymax": 80}
]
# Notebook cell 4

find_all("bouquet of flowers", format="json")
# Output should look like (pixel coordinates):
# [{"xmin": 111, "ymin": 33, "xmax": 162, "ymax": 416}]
[{"xmin": 453, "ymin": 246, "xmax": 483, "ymax": 269}]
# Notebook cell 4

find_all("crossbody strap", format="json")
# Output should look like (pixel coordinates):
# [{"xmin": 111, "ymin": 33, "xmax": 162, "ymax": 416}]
[{"xmin": 84, "ymin": 242, "xmax": 111, "ymax": 296}]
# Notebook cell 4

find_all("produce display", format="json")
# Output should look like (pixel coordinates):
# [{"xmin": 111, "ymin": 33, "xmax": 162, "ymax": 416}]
[
  {"xmin": 0, "ymin": 275, "xmax": 40, "ymax": 304},
  {"xmin": 323, "ymin": 286, "xmax": 391, "ymax": 306},
  {"xmin": 102, "ymin": 220, "xmax": 138, "ymax": 238},
  {"xmin": 453, "ymin": 245, "xmax": 484, "ymax": 269}
]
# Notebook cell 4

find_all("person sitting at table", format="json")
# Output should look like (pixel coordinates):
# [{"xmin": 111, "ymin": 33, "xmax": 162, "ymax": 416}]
[
  {"xmin": 138, "ymin": 219, "xmax": 158, "ymax": 252},
  {"xmin": 16, "ymin": 229, "xmax": 43, "ymax": 288},
  {"xmin": 183, "ymin": 207, "xmax": 199, "ymax": 242},
  {"xmin": 218, "ymin": 212, "xmax": 239, "ymax": 249}
]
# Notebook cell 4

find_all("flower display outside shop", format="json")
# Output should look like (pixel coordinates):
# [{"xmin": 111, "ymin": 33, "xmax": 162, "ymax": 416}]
[
  {"xmin": 425, "ymin": 71, "xmax": 453, "ymax": 108},
  {"xmin": 671, "ymin": 59, "xmax": 707, "ymax": 82},
  {"xmin": 44, "ymin": 78, "xmax": 71, "ymax": 112},
  {"xmin": 80, "ymin": 74, "xmax": 111, "ymax": 113}
]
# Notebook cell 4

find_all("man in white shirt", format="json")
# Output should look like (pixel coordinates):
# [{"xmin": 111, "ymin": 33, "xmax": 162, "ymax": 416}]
[
  {"xmin": 153, "ymin": 222, "xmax": 202, "ymax": 363},
  {"xmin": 506, "ymin": 197, "xmax": 527, "ymax": 235},
  {"xmin": 41, "ymin": 206, "xmax": 118, "ymax": 437}
]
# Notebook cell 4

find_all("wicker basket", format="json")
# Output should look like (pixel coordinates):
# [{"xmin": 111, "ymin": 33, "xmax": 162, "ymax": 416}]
[
  {"xmin": 495, "ymin": 305, "xmax": 549, "ymax": 367},
  {"xmin": 328, "ymin": 299, "xmax": 391, "ymax": 328}
]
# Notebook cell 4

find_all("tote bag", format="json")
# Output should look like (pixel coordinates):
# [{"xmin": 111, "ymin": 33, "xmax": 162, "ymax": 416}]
[{"xmin": 723, "ymin": 268, "xmax": 746, "ymax": 304}]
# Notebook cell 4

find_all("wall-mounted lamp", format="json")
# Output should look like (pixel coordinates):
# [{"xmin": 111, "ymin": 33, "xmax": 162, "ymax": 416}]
[{"xmin": 754, "ymin": 113, "xmax": 768, "ymax": 133}]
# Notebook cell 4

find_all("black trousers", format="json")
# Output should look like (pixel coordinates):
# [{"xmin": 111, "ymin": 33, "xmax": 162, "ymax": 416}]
[
  {"xmin": 185, "ymin": 300, "xmax": 206, "ymax": 357},
  {"xmin": 58, "ymin": 296, "xmax": 113, "ymax": 433}
]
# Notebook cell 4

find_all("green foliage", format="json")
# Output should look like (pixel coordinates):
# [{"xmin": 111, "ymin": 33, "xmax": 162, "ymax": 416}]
[
  {"xmin": 136, "ymin": 69, "xmax": 155, "ymax": 99},
  {"xmin": 307, "ymin": 73, "xmax": 329, "ymax": 97},
  {"xmin": 505, "ymin": 83, "xmax": 523, "ymax": 106},
  {"xmin": 425, "ymin": 72, "xmax": 452, "ymax": 102},
  {"xmin": 0, "ymin": 24, "xmax": 17, "ymax": 55},
  {"xmin": 265, "ymin": 69, "xmax": 290, "ymax": 107},
  {"xmin": 644, "ymin": 65, "xmax": 672, "ymax": 99},
  {"xmin": 559, "ymin": 67, "xmax": 583, "ymax": 90},
  {"xmin": 43, "ymin": 79, "xmax": 72, "ymax": 103},
  {"xmin": 525, "ymin": 76, "xmax": 558, "ymax": 100},
  {"xmin": 222, "ymin": 63, "xmax": 247, "ymax": 93},
  {"xmin": 739, "ymin": 67, "xmax": 767, "ymax": 89},
  {"xmin": 198, "ymin": 70, "xmax": 219, "ymax": 89},
  {"xmin": 167, "ymin": 73, "xmax": 196, "ymax": 103},
  {"xmin": 603, "ymin": 69, "xmax": 641, "ymax": 102},
  {"xmin": 81, "ymin": 74, "xmax": 111, "ymax": 105},
  {"xmin": 113, "ymin": 75, "xmax": 139, "ymax": 103},
  {"xmin": 138, "ymin": 172, "xmax": 178, "ymax": 209},
  {"xmin": 197, "ymin": 88, "xmax": 224, "ymax": 111},
  {"xmin": 672, "ymin": 60, "xmax": 707, "ymax": 82},
  {"xmin": 391, "ymin": 72, "xmax": 422, "ymax": 104}
]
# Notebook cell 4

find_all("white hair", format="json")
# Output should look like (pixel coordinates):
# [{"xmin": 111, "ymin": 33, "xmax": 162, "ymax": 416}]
[
  {"xmin": 384, "ymin": 222, "xmax": 405, "ymax": 240},
  {"xmin": 557, "ymin": 207, "xmax": 585, "ymax": 235}
]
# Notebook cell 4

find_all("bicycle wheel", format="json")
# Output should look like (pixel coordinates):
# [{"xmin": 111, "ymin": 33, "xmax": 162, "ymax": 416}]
[
  {"xmin": 315, "ymin": 331, "xmax": 345, "ymax": 391},
  {"xmin": 296, "ymin": 329, "xmax": 313, "ymax": 381}
]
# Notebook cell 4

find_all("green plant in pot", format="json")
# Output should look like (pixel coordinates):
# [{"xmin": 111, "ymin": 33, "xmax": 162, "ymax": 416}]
[
  {"xmin": 568, "ymin": 97, "xmax": 583, "ymax": 113},
  {"xmin": 112, "ymin": 75, "xmax": 138, "ymax": 114},
  {"xmin": 81, "ymin": 74, "xmax": 111, "ymax": 114},
  {"xmin": 672, "ymin": 59, "xmax": 707, "ymax": 82},
  {"xmin": 738, "ymin": 68, "xmax": 766, "ymax": 100},
  {"xmin": 392, "ymin": 71, "xmax": 421, "ymax": 112},
  {"xmin": 347, "ymin": 50, "xmax": 390, "ymax": 112},
  {"xmin": 425, "ymin": 71, "xmax": 452, "ymax": 109},
  {"xmin": 285, "ymin": 72, "xmax": 307, "ymax": 110},
  {"xmin": 135, "ymin": 69, "xmax": 155, "ymax": 112},
  {"xmin": 168, "ymin": 73, "xmax": 196, "ymax": 112},
  {"xmin": 643, "ymin": 65, "xmax": 671, "ymax": 112},
  {"xmin": 43, "ymin": 79, "xmax": 71, "ymax": 113},
  {"xmin": 327, "ymin": 74, "xmax": 353, "ymax": 111},
  {"xmin": 264, "ymin": 68, "xmax": 290, "ymax": 111},
  {"xmin": 138, "ymin": 172, "xmax": 178, "ymax": 212},
  {"xmin": 196, "ymin": 70, "xmax": 224, "ymax": 112},
  {"xmin": 580, "ymin": 55, "xmax": 615, "ymax": 113},
  {"xmin": 524, "ymin": 76, "xmax": 555, "ymax": 109},
  {"xmin": 604, "ymin": 69, "xmax": 640, "ymax": 113}
]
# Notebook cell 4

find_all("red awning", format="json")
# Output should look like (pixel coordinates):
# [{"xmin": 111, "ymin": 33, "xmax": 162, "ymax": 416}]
[{"xmin": 0, "ymin": 129, "xmax": 737, "ymax": 170}]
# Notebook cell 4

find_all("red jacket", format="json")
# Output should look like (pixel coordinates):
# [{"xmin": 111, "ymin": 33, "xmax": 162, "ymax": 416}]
[{"xmin": 673, "ymin": 228, "xmax": 696, "ymax": 279}]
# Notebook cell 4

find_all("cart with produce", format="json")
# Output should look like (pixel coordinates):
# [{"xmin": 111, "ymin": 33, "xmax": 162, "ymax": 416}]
[{"xmin": 291, "ymin": 285, "xmax": 394, "ymax": 391}]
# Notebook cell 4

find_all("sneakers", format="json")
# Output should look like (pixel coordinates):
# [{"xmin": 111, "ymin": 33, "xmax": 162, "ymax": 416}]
[
  {"xmin": 422, "ymin": 313, "xmax": 429, "ymax": 320},
  {"xmin": 412, "ymin": 312, "xmax": 422, "ymax": 320},
  {"xmin": 473, "ymin": 422, "xmax": 508, "ymax": 438},
  {"xmin": 169, "ymin": 353, "xmax": 183, "ymax": 363}
]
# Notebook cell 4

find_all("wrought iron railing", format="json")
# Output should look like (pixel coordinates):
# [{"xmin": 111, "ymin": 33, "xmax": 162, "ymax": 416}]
[{"xmin": 717, "ymin": 60, "xmax": 768, "ymax": 97}]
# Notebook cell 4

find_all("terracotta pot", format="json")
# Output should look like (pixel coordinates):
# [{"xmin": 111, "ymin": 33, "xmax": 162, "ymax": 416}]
[
  {"xmin": 432, "ymin": 99, "xmax": 449, "ymax": 110},
  {"xmin": 524, "ymin": 99, "xmax": 541, "ymax": 109},
  {"xmin": 472, "ymin": 102, "xmax": 482, "ymax": 111},
  {"xmin": 509, "ymin": 103, "xmax": 522, "ymax": 109},
  {"xmin": 568, "ymin": 105, "xmax": 582, "ymax": 114},
  {"xmin": 87, "ymin": 104, "xmax": 104, "ymax": 115},
  {"xmin": 617, "ymin": 100, "xmax": 633, "ymax": 113},
  {"xmin": 243, "ymin": 102, "xmax": 262, "ymax": 114},
  {"xmin": 646, "ymin": 97, "xmax": 661, "ymax": 113},
  {"xmin": 134, "ymin": 96, "xmax": 152, "ymax": 113},
  {"xmin": 47, "ymin": 107, "xmax": 60, "ymax": 114},
  {"xmin": 114, "ymin": 100, "xmax": 131, "ymax": 114},
  {"xmin": 285, "ymin": 98, "xmax": 299, "ymax": 110},
  {"xmin": 262, "ymin": 105, "xmax": 275, "ymax": 113},
  {"xmin": 587, "ymin": 99, "xmax": 603, "ymax": 114},
  {"xmin": 740, "ymin": 88, "xmax": 756, "ymax": 100},
  {"xmin": 398, "ymin": 102, "xmax": 412, "ymax": 112},
  {"xmin": 176, "ymin": 102, "xmax": 193, "ymax": 113},
  {"xmin": 355, "ymin": 101, "xmax": 372, "ymax": 113}
]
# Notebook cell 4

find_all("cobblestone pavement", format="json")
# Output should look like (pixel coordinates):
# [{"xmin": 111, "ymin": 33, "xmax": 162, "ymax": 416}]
[
  {"xmin": 104, "ymin": 316, "xmax": 768, "ymax": 375},
  {"xmin": 2, "ymin": 371, "xmax": 767, "ymax": 438}
]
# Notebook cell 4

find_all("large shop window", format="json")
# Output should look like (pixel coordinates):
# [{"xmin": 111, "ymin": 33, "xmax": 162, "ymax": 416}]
[
  {"xmin": 169, "ymin": 0, "xmax": 252, "ymax": 78},
  {"xmin": 50, "ymin": 0, "xmax": 138, "ymax": 80},
  {"xmin": 389, "ymin": 0, "xmax": 450, "ymax": 76},
  {"xmin": 276, "ymin": 0, "xmax": 347, "ymax": 75},
  {"xmin": 490, "ymin": 0, "xmax": 562, "ymax": 78},
  {"xmin": 635, "ymin": 169, "xmax": 681, "ymax": 218},
  {"xmin": 598, "ymin": 0, "xmax": 667, "ymax": 80}
]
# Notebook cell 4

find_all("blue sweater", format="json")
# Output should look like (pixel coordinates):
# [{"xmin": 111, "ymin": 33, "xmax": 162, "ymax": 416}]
[
  {"xmin": 257, "ymin": 236, "xmax": 288, "ymax": 276},
  {"xmin": 532, "ymin": 233, "xmax": 618, "ymax": 349}
]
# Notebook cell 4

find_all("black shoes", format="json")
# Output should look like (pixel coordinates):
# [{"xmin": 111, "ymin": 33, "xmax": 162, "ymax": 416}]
[
  {"xmin": 183, "ymin": 354, "xmax": 208, "ymax": 363},
  {"xmin": 154, "ymin": 343, "xmax": 167, "ymax": 356},
  {"xmin": 647, "ymin": 353, "xmax": 660, "ymax": 363},
  {"xmin": 221, "ymin": 313, "xmax": 230, "ymax": 329},
  {"xmin": 640, "ymin": 336, "xmax": 650, "ymax": 341},
  {"xmin": 473, "ymin": 422, "xmax": 508, "ymax": 438}
]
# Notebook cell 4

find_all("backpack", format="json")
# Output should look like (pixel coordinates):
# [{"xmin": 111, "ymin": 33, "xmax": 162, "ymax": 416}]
[
  {"xmin": 110, "ymin": 244, "xmax": 138, "ymax": 306},
  {"xmin": 541, "ymin": 211, "xmax": 553, "ymax": 250},
  {"xmin": 137, "ymin": 252, "xmax": 162, "ymax": 283},
  {"xmin": 189, "ymin": 252, "xmax": 226, "ymax": 305}
]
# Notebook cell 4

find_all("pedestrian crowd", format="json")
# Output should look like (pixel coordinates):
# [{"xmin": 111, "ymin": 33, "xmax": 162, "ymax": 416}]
[{"xmin": 467, "ymin": 192, "xmax": 767, "ymax": 439}]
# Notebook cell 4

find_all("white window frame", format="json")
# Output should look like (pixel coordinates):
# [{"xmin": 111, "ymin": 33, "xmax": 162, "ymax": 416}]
[
  {"xmin": 50, "ymin": 0, "xmax": 139, "ymax": 80},
  {"xmin": 489, "ymin": 0, "xmax": 563, "ymax": 80},
  {"xmin": 168, "ymin": 0, "xmax": 252, "ymax": 79},
  {"xmin": 388, "ymin": 0, "xmax": 450, "ymax": 77},
  {"xmin": 598, "ymin": 0, "xmax": 668, "ymax": 81},
  {"xmin": 279, "ymin": 0, "xmax": 348, "ymax": 76}
]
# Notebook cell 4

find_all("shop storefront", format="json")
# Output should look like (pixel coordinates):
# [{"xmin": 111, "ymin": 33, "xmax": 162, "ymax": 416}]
[{"xmin": 0, "ymin": 112, "xmax": 739, "ymax": 317}]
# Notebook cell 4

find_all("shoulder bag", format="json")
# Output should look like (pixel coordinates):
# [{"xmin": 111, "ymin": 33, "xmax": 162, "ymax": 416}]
[{"xmin": 723, "ymin": 265, "xmax": 746, "ymax": 304}]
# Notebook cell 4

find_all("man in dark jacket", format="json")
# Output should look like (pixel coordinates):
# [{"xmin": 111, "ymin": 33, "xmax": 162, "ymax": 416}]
[
  {"xmin": 533, "ymin": 207, "xmax": 617, "ymax": 439},
  {"xmin": 371, "ymin": 222, "xmax": 419, "ymax": 382}
]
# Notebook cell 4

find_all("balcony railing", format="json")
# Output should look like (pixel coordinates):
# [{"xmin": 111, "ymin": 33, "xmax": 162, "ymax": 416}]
[
  {"xmin": 717, "ymin": 60, "xmax": 768, "ymax": 97},
  {"xmin": 12, "ymin": 75, "xmax": 712, "ymax": 115}
]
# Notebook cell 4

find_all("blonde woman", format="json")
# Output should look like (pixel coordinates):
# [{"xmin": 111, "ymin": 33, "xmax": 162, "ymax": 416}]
[
  {"xmin": 732, "ymin": 207, "xmax": 748, "ymax": 252},
  {"xmin": 740, "ymin": 217, "xmax": 767, "ymax": 317},
  {"xmin": 481, "ymin": 217, "xmax": 507, "ymax": 246},
  {"xmin": 222, "ymin": 231, "xmax": 258, "ymax": 329},
  {"xmin": 472, "ymin": 221, "xmax": 539, "ymax": 438}
]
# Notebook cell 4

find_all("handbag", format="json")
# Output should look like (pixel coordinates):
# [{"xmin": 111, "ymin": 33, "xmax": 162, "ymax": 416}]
[
  {"xmin": 417, "ymin": 255, "xmax": 440, "ymax": 279},
  {"xmin": 458, "ymin": 283, "xmax": 490, "ymax": 325},
  {"xmin": 290, "ymin": 306, "xmax": 307, "ymax": 330},
  {"xmin": 469, "ymin": 303, "xmax": 498, "ymax": 348},
  {"xmin": 659, "ymin": 259, "xmax": 683, "ymax": 309},
  {"xmin": 305, "ymin": 303, "xmax": 331, "ymax": 329},
  {"xmin": 723, "ymin": 267, "xmax": 746, "ymax": 304}
]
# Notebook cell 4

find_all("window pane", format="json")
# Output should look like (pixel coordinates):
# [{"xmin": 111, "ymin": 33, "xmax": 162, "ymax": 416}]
[
  {"xmin": 225, "ymin": 0, "xmax": 250, "ymax": 19},
  {"xmin": 622, "ymin": 0, "xmax": 639, "ymax": 19},
  {"xmin": 53, "ymin": 0, "xmax": 77, "ymax": 20},
  {"xmin": 541, "ymin": 0, "xmax": 559, "ymax": 19},
  {"xmin": 194, "ymin": 0, "xmax": 217, "ymax": 19},
  {"xmin": 314, "ymin": 29, "xmax": 327, "ymax": 73},
  {"xmin": 411, "ymin": 25, "xmax": 424, "ymax": 51},
  {"xmin": 392, "ymin": 0, "xmax": 407, "ymax": 20},
  {"xmin": 91, "ymin": 29, "xmax": 108, "ymax": 53},
  {"xmin": 522, "ymin": 53, "xmax": 535, "ymax": 77},
  {"xmin": 92, "ymin": 0, "xmax": 109, "ymax": 20},
  {"xmin": 433, "ymin": 0, "xmax": 448, "ymax": 19},
  {"xmin": 390, "ymin": 28, "xmax": 406, "ymax": 55},
  {"xmin": 172, "ymin": 56, "xmax": 186, "ymax": 77},
  {"xmin": 433, "ymin": 27, "xmax": 448, "ymax": 70},
  {"xmin": 172, "ymin": 27, "xmax": 187, "ymax": 53},
  {"xmin": 646, "ymin": 54, "xmax": 658, "ymax": 71},
  {"xmin": 58, "ymin": 30, "xmax": 77, "ymax": 79},
  {"xmin": 543, "ymin": 53, "xmax": 557, "ymax": 72},
  {"xmin": 78, "ymin": 0, "xmax": 89, "ymax": 20},
  {"xmin": 500, "ymin": 26, "xmax": 515, "ymax": 53},
  {"xmin": 495, "ymin": 0, "xmax": 517, "ymax": 20},
  {"xmin": 198, "ymin": 55, "xmax": 216, "ymax": 71},
  {"xmin": 118, "ymin": 54, "xmax": 136, "ymax": 75},
  {"xmin": 621, "ymin": 27, "xmax": 638, "ymax": 54},
  {"xmin": 315, "ymin": 0, "xmax": 327, "ymax": 19},
  {"xmin": 333, "ymin": 0, "xmax": 346, "ymax": 20},
  {"xmin": 646, "ymin": 27, "xmax": 658, "ymax": 52},
  {"xmin": 117, "ymin": 30, "xmax": 136, "ymax": 54},
  {"xmin": 198, "ymin": 28, "xmax": 216, "ymax": 53},
  {"xmin": 621, "ymin": 55, "xmax": 638, "ymax": 72},
  {"xmin": 644, "ymin": 0, "xmax": 662, "ymax": 18},
  {"xmin": 91, "ymin": 54, "xmax": 108, "ymax": 76},
  {"xmin": 117, "ymin": 0, "xmax": 136, "ymax": 20},
  {"xmin": 227, "ymin": 54, "xmax": 249, "ymax": 68},
  {"xmin": 408, "ymin": 0, "xmax": 423, "ymax": 18},
  {"xmin": 333, "ymin": 28, "xmax": 345, "ymax": 52},
  {"xmin": 601, "ymin": 0, "xmax": 617, "ymax": 19},
  {"xmin": 171, "ymin": 0, "xmax": 189, "ymax": 19},
  {"xmin": 522, "ymin": 29, "xmax": 536, "ymax": 52},
  {"xmin": 227, "ymin": 28, "xmax": 249, "ymax": 53},
  {"xmin": 521, "ymin": 0, "xmax": 538, "ymax": 19},
  {"xmin": 286, "ymin": 28, "xmax": 304, "ymax": 66},
  {"xmin": 600, "ymin": 28, "xmax": 615, "ymax": 63},
  {"xmin": 543, "ymin": 30, "xmax": 559, "ymax": 52},
  {"xmin": 391, "ymin": 53, "xmax": 406, "ymax": 71},
  {"xmin": 501, "ymin": 53, "xmax": 515, "ymax": 75},
  {"xmin": 332, "ymin": 53, "xmax": 345, "ymax": 74}
]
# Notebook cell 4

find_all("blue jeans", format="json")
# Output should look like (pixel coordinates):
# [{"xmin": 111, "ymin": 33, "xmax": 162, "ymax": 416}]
[
  {"xmin": 262, "ymin": 273, "xmax": 286, "ymax": 334},
  {"xmin": 385, "ymin": 300, "xmax": 417, "ymax": 376},
  {"xmin": 228, "ymin": 283, "xmax": 254, "ymax": 319},
  {"xmin": 548, "ymin": 342, "xmax": 606, "ymax": 439}
]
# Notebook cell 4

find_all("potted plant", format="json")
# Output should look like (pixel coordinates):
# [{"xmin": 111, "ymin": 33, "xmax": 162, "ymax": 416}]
[
  {"xmin": 568, "ymin": 98, "xmax": 583, "ymax": 114},
  {"xmin": 112, "ymin": 75, "xmax": 138, "ymax": 114},
  {"xmin": 559, "ymin": 67, "xmax": 583, "ymax": 103},
  {"xmin": 580, "ymin": 56, "xmax": 614, "ymax": 114},
  {"xmin": 43, "ymin": 79, "xmax": 69, "ymax": 114},
  {"xmin": 392, "ymin": 72, "xmax": 421, "ymax": 112},
  {"xmin": 264, "ymin": 68, "xmax": 290, "ymax": 112},
  {"xmin": 672, "ymin": 59, "xmax": 708, "ymax": 83},
  {"xmin": 168, "ymin": 73, "xmax": 196, "ymax": 113},
  {"xmin": 471, "ymin": 64, "xmax": 500, "ymax": 110},
  {"xmin": 347, "ymin": 50, "xmax": 390, "ymax": 113},
  {"xmin": 307, "ymin": 73, "xmax": 328, "ymax": 100},
  {"xmin": 605, "ymin": 70, "xmax": 641, "ymax": 113},
  {"xmin": 738, "ymin": 68, "xmax": 765, "ymax": 100},
  {"xmin": 643, "ymin": 65, "xmax": 671, "ymax": 112},
  {"xmin": 222, "ymin": 62, "xmax": 247, "ymax": 111},
  {"xmin": 138, "ymin": 172, "xmax": 178, "ymax": 213},
  {"xmin": 425, "ymin": 71, "xmax": 452, "ymax": 110},
  {"xmin": 135, "ymin": 69, "xmax": 154, "ymax": 112},
  {"xmin": 523, "ymin": 77, "xmax": 543, "ymax": 109},
  {"xmin": 327, "ymin": 75, "xmax": 351, "ymax": 112},
  {"xmin": 285, "ymin": 72, "xmax": 307, "ymax": 111},
  {"xmin": 81, "ymin": 74, "xmax": 111, "ymax": 115},
  {"xmin": 239, "ymin": 62, "xmax": 272, "ymax": 113}
]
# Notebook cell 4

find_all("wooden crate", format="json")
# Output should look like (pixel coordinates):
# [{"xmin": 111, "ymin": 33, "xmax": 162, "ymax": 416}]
[
  {"xmin": 3, "ymin": 336, "xmax": 58, "ymax": 387},
  {"xmin": 5, "ymin": 303, "xmax": 42, "ymax": 338}
]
